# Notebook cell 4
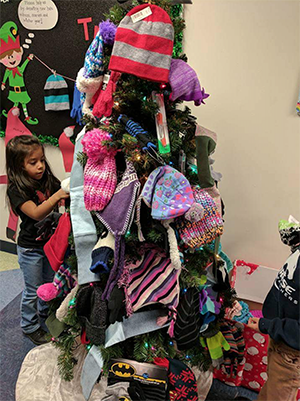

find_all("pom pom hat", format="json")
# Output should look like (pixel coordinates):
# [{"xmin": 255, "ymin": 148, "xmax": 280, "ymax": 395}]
[
  {"xmin": 81, "ymin": 128, "xmax": 117, "ymax": 211},
  {"xmin": 109, "ymin": 4, "xmax": 174, "ymax": 83}
]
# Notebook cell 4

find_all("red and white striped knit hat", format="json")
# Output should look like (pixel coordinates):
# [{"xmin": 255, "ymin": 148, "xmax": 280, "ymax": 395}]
[{"xmin": 108, "ymin": 4, "xmax": 174, "ymax": 83}]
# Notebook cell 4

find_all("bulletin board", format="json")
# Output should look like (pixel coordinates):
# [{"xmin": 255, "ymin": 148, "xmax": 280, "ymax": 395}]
[{"xmin": 0, "ymin": 0, "xmax": 116, "ymax": 139}]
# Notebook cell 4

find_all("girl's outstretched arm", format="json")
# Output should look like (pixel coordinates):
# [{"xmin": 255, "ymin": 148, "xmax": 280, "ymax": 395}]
[{"xmin": 19, "ymin": 188, "xmax": 69, "ymax": 221}]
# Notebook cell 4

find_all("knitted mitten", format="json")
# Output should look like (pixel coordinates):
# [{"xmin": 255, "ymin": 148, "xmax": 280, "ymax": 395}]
[
  {"xmin": 37, "ymin": 264, "xmax": 76, "ymax": 301},
  {"xmin": 92, "ymin": 71, "xmax": 121, "ymax": 118},
  {"xmin": 90, "ymin": 231, "xmax": 115, "ymax": 274},
  {"xmin": 200, "ymin": 331, "xmax": 230, "ymax": 367}
]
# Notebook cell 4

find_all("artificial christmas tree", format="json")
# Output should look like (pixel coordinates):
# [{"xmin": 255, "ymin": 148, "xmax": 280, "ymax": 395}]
[{"xmin": 32, "ymin": 1, "xmax": 239, "ymax": 399}]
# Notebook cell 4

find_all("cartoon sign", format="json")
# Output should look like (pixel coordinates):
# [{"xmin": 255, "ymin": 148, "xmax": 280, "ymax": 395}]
[
  {"xmin": 0, "ymin": 21, "xmax": 38, "ymax": 124},
  {"xmin": 18, "ymin": 0, "xmax": 58, "ymax": 30}
]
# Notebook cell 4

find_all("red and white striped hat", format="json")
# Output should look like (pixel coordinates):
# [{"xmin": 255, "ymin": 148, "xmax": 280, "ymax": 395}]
[{"xmin": 108, "ymin": 4, "xmax": 174, "ymax": 83}]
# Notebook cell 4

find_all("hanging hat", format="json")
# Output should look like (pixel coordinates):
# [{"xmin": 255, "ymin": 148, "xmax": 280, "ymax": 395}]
[
  {"xmin": 58, "ymin": 126, "xmax": 75, "ymax": 175},
  {"xmin": 169, "ymin": 59, "xmax": 209, "ymax": 105},
  {"xmin": 81, "ymin": 128, "xmax": 117, "ymax": 211},
  {"xmin": 44, "ymin": 74, "xmax": 70, "ymax": 111},
  {"xmin": 76, "ymin": 30, "xmax": 104, "ymax": 94},
  {"xmin": 5, "ymin": 107, "xmax": 32, "ymax": 146},
  {"xmin": 141, "ymin": 165, "xmax": 194, "ymax": 220},
  {"xmin": 0, "ymin": 21, "xmax": 20, "ymax": 56},
  {"xmin": 175, "ymin": 187, "xmax": 223, "ymax": 249},
  {"xmin": 76, "ymin": 283, "xmax": 107, "ymax": 346},
  {"xmin": 109, "ymin": 4, "xmax": 174, "ymax": 83},
  {"xmin": 119, "ymin": 247, "xmax": 181, "ymax": 320},
  {"xmin": 96, "ymin": 160, "xmax": 141, "ymax": 300},
  {"xmin": 44, "ymin": 212, "xmax": 71, "ymax": 272}
]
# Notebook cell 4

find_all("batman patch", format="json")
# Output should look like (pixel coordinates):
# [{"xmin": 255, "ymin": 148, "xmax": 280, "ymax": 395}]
[{"xmin": 110, "ymin": 362, "xmax": 136, "ymax": 378}]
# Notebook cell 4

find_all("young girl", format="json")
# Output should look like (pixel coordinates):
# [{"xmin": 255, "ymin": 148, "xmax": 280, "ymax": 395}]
[{"xmin": 6, "ymin": 135, "xmax": 69, "ymax": 345}]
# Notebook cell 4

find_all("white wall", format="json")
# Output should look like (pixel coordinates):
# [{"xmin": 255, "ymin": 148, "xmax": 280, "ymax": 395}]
[
  {"xmin": 1, "ymin": 0, "xmax": 299, "ymax": 270},
  {"xmin": 183, "ymin": 0, "xmax": 300, "ymax": 268}
]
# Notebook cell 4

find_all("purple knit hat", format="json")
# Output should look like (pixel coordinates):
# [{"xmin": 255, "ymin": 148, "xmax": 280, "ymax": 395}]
[
  {"xmin": 96, "ymin": 160, "xmax": 141, "ymax": 300},
  {"xmin": 81, "ymin": 128, "xmax": 117, "ymax": 211},
  {"xmin": 169, "ymin": 59, "xmax": 210, "ymax": 105}
]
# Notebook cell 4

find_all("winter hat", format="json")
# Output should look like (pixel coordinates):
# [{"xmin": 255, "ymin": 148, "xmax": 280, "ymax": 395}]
[
  {"xmin": 174, "ymin": 287, "xmax": 203, "ymax": 350},
  {"xmin": 141, "ymin": 165, "xmax": 194, "ymax": 220},
  {"xmin": 118, "ymin": 247, "xmax": 181, "ymax": 335},
  {"xmin": 109, "ymin": 4, "xmax": 174, "ymax": 83},
  {"xmin": 44, "ymin": 212, "xmax": 71, "ymax": 272},
  {"xmin": 5, "ymin": 107, "xmax": 32, "ymax": 146},
  {"xmin": 58, "ymin": 126, "xmax": 75, "ymax": 175},
  {"xmin": 90, "ymin": 231, "xmax": 115, "ymax": 274},
  {"xmin": 44, "ymin": 74, "xmax": 70, "ymax": 111},
  {"xmin": 96, "ymin": 160, "xmax": 141, "ymax": 300},
  {"xmin": 169, "ymin": 59, "xmax": 209, "ymax": 105},
  {"xmin": 37, "ymin": 263, "xmax": 76, "ymax": 301},
  {"xmin": 76, "ymin": 283, "xmax": 107, "ymax": 346},
  {"xmin": 175, "ymin": 187, "xmax": 223, "ymax": 249},
  {"xmin": 81, "ymin": 128, "xmax": 117, "ymax": 211},
  {"xmin": 167, "ymin": 359, "xmax": 198, "ymax": 401},
  {"xmin": 76, "ymin": 30, "xmax": 104, "ymax": 116}
]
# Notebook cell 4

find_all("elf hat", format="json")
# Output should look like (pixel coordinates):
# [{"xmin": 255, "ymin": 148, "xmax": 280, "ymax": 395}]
[
  {"xmin": 76, "ymin": 283, "xmax": 107, "ymax": 346},
  {"xmin": 44, "ymin": 212, "xmax": 71, "ymax": 272},
  {"xmin": 5, "ymin": 107, "xmax": 32, "ymax": 146},
  {"xmin": 109, "ymin": 4, "xmax": 174, "ymax": 83},
  {"xmin": 76, "ymin": 30, "xmax": 104, "ymax": 95},
  {"xmin": 0, "ymin": 22, "xmax": 20, "ymax": 56},
  {"xmin": 169, "ymin": 59, "xmax": 209, "ymax": 105},
  {"xmin": 141, "ymin": 165, "xmax": 195, "ymax": 220},
  {"xmin": 58, "ymin": 126, "xmax": 75, "ymax": 175},
  {"xmin": 44, "ymin": 74, "xmax": 70, "ymax": 111},
  {"xmin": 81, "ymin": 128, "xmax": 117, "ymax": 211}
]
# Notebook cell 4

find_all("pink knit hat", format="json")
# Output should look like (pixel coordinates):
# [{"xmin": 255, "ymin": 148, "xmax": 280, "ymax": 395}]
[
  {"xmin": 109, "ymin": 4, "xmax": 174, "ymax": 83},
  {"xmin": 81, "ymin": 129, "xmax": 117, "ymax": 211}
]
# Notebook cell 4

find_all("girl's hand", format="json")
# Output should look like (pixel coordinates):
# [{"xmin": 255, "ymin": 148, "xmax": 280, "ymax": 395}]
[
  {"xmin": 247, "ymin": 317, "xmax": 261, "ymax": 332},
  {"xmin": 57, "ymin": 188, "xmax": 70, "ymax": 200}
]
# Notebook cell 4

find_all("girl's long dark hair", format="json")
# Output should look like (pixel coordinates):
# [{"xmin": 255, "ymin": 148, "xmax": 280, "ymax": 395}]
[{"xmin": 6, "ymin": 135, "xmax": 60, "ymax": 215}]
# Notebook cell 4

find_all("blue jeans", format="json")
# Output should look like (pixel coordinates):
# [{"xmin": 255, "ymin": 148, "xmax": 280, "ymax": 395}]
[{"xmin": 17, "ymin": 245, "xmax": 54, "ymax": 334}]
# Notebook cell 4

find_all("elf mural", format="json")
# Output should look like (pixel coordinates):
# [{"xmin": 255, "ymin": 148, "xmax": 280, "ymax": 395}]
[{"xmin": 0, "ymin": 21, "xmax": 38, "ymax": 125}]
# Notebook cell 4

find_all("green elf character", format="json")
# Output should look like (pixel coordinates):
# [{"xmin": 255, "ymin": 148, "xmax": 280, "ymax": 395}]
[{"xmin": 0, "ymin": 21, "xmax": 38, "ymax": 125}]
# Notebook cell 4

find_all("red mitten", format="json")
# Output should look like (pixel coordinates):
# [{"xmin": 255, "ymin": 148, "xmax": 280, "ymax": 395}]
[{"xmin": 92, "ymin": 72, "xmax": 121, "ymax": 118}]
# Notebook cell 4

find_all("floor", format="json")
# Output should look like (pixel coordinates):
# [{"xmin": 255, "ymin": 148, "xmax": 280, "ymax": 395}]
[{"xmin": 0, "ymin": 250, "xmax": 257, "ymax": 401}]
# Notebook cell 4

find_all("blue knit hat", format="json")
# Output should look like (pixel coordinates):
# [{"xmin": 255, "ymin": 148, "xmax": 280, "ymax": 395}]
[{"xmin": 44, "ymin": 74, "xmax": 70, "ymax": 111}]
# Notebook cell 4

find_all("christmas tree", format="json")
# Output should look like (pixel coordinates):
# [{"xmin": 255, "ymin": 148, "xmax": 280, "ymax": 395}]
[{"xmin": 40, "ymin": 0, "xmax": 238, "ymax": 397}]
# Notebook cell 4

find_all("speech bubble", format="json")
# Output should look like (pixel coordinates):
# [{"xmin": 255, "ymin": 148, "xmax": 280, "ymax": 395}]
[{"xmin": 18, "ymin": 0, "xmax": 58, "ymax": 30}]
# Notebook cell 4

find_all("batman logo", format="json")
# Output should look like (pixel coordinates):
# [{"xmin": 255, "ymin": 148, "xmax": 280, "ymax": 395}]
[
  {"xmin": 119, "ymin": 398, "xmax": 130, "ymax": 401},
  {"xmin": 110, "ymin": 362, "xmax": 136, "ymax": 378}
]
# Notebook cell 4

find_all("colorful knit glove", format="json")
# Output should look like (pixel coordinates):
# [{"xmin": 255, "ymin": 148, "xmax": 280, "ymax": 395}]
[
  {"xmin": 200, "ymin": 331, "xmax": 230, "ymax": 367},
  {"xmin": 37, "ymin": 263, "xmax": 76, "ymax": 301},
  {"xmin": 220, "ymin": 320, "xmax": 245, "ymax": 378}
]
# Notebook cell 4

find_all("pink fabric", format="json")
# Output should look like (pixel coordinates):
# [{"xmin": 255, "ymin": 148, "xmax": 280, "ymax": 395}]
[
  {"xmin": 81, "ymin": 129, "xmax": 117, "ymax": 211},
  {"xmin": 250, "ymin": 310, "xmax": 263, "ymax": 318},
  {"xmin": 58, "ymin": 130, "xmax": 75, "ymax": 173},
  {"xmin": 92, "ymin": 72, "xmax": 121, "ymax": 118}
]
